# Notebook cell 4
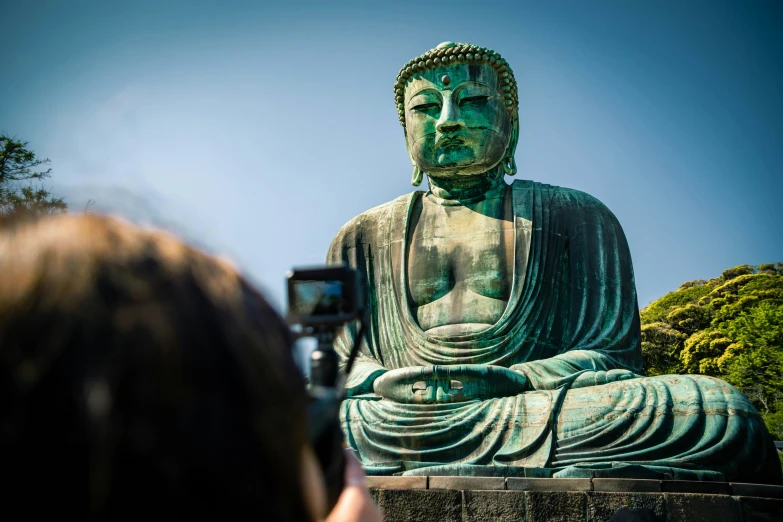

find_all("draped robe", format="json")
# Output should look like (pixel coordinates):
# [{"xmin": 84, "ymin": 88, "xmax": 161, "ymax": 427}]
[{"xmin": 327, "ymin": 179, "xmax": 781, "ymax": 483}]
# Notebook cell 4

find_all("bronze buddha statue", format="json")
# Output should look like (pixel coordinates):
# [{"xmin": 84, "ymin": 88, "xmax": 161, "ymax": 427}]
[{"xmin": 327, "ymin": 42, "xmax": 781, "ymax": 482}]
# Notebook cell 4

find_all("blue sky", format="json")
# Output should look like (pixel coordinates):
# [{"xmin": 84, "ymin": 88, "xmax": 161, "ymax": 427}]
[{"xmin": 1, "ymin": 0, "xmax": 781, "ymax": 310}]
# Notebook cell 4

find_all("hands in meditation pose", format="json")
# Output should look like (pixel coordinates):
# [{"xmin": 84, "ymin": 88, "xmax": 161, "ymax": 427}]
[
  {"xmin": 373, "ymin": 365, "xmax": 529, "ymax": 404},
  {"xmin": 328, "ymin": 42, "xmax": 781, "ymax": 483}
]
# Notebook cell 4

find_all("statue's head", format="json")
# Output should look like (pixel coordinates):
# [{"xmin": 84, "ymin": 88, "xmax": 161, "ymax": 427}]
[{"xmin": 395, "ymin": 42, "xmax": 519, "ymax": 186}]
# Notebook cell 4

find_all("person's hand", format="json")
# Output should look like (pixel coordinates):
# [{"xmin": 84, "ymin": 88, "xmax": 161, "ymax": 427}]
[
  {"xmin": 372, "ymin": 365, "xmax": 529, "ymax": 404},
  {"xmin": 324, "ymin": 450, "xmax": 382, "ymax": 522}
]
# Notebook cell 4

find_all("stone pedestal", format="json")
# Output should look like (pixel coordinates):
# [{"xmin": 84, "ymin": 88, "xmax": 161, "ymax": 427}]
[{"xmin": 367, "ymin": 477, "xmax": 783, "ymax": 522}]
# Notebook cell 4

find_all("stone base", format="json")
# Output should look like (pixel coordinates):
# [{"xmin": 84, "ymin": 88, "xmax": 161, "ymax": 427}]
[{"xmin": 366, "ymin": 477, "xmax": 783, "ymax": 522}]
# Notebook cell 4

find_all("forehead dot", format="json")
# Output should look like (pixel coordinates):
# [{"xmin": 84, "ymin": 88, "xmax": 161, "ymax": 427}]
[{"xmin": 441, "ymin": 74, "xmax": 451, "ymax": 86}]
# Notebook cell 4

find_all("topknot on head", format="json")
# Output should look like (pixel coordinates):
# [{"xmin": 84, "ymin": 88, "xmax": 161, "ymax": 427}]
[{"xmin": 393, "ymin": 42, "xmax": 519, "ymax": 128}]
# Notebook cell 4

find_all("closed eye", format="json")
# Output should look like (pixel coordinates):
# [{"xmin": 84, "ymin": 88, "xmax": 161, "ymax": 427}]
[
  {"xmin": 459, "ymin": 95, "xmax": 489, "ymax": 106},
  {"xmin": 413, "ymin": 103, "xmax": 440, "ymax": 112},
  {"xmin": 412, "ymin": 102, "xmax": 441, "ymax": 112}
]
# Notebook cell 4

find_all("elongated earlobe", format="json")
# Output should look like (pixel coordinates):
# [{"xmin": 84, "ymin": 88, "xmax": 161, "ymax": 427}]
[
  {"xmin": 411, "ymin": 165, "xmax": 423, "ymax": 186},
  {"xmin": 503, "ymin": 155, "xmax": 517, "ymax": 176},
  {"xmin": 502, "ymin": 116, "xmax": 520, "ymax": 177}
]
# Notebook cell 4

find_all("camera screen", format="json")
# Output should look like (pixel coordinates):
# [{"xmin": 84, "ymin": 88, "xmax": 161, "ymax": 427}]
[{"xmin": 292, "ymin": 279, "xmax": 345, "ymax": 317}]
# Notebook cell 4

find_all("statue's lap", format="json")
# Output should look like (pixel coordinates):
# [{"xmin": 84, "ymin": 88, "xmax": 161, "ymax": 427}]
[{"xmin": 342, "ymin": 374, "xmax": 772, "ymax": 480}]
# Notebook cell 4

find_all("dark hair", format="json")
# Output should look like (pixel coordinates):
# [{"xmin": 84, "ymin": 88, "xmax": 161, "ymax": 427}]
[{"xmin": 0, "ymin": 214, "xmax": 310, "ymax": 520}]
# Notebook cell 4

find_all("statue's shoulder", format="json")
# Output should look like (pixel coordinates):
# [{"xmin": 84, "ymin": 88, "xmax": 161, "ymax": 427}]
[
  {"xmin": 511, "ymin": 179, "xmax": 617, "ymax": 219},
  {"xmin": 330, "ymin": 192, "xmax": 417, "ymax": 247}
]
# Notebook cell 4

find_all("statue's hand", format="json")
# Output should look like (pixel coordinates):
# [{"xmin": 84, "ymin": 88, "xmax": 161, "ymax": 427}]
[
  {"xmin": 571, "ymin": 369, "xmax": 640, "ymax": 389},
  {"xmin": 372, "ymin": 365, "xmax": 529, "ymax": 404}
]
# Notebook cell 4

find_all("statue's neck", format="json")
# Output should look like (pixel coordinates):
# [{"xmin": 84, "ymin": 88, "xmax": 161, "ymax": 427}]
[{"xmin": 426, "ymin": 167, "xmax": 505, "ymax": 205}]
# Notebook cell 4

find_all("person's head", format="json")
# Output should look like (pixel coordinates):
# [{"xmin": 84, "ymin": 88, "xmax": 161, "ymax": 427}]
[
  {"xmin": 0, "ymin": 214, "xmax": 315, "ymax": 520},
  {"xmin": 395, "ymin": 42, "xmax": 520, "ymax": 185}
]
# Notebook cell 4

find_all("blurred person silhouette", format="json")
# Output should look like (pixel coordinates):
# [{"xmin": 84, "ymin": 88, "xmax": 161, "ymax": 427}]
[{"xmin": 0, "ymin": 213, "xmax": 381, "ymax": 522}]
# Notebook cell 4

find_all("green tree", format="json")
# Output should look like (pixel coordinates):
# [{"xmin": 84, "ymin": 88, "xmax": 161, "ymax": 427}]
[
  {"xmin": 640, "ymin": 264, "xmax": 783, "ymax": 439},
  {"xmin": 0, "ymin": 134, "xmax": 66, "ymax": 217}
]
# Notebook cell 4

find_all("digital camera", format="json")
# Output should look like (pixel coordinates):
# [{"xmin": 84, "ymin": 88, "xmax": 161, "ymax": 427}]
[{"xmin": 286, "ymin": 264, "xmax": 366, "ymax": 510}]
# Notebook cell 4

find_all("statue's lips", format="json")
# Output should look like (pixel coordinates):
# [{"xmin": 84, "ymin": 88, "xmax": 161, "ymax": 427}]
[
  {"xmin": 434, "ymin": 137, "xmax": 475, "ymax": 167},
  {"xmin": 436, "ymin": 136, "xmax": 465, "ymax": 148}
]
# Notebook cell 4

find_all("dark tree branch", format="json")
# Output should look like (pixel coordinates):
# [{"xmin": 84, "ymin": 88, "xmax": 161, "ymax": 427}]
[{"xmin": 1, "ymin": 134, "xmax": 67, "ymax": 217}]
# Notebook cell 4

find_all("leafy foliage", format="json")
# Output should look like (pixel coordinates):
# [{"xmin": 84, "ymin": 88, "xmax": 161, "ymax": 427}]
[
  {"xmin": 0, "ymin": 134, "xmax": 66, "ymax": 218},
  {"xmin": 640, "ymin": 263, "xmax": 783, "ymax": 439}
]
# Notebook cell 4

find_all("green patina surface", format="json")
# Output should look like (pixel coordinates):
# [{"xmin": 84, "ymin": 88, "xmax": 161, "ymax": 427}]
[{"xmin": 328, "ymin": 42, "xmax": 782, "ymax": 484}]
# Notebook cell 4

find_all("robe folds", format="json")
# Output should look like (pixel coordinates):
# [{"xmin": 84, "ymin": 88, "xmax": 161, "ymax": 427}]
[{"xmin": 327, "ymin": 179, "xmax": 781, "ymax": 483}]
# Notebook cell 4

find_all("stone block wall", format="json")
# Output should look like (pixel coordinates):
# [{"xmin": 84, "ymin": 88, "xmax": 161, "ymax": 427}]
[{"xmin": 366, "ymin": 477, "xmax": 783, "ymax": 522}]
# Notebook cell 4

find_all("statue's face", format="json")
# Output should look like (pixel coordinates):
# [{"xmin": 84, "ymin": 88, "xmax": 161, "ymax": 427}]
[{"xmin": 404, "ymin": 63, "xmax": 511, "ymax": 177}]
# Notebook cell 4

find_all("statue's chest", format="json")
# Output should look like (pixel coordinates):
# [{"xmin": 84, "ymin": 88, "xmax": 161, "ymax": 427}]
[{"xmin": 406, "ymin": 198, "xmax": 515, "ymax": 306}]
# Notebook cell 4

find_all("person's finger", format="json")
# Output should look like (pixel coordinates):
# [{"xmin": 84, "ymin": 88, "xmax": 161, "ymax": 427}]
[
  {"xmin": 344, "ymin": 449, "xmax": 366, "ymax": 484},
  {"xmin": 324, "ymin": 450, "xmax": 382, "ymax": 522},
  {"xmin": 325, "ymin": 485, "xmax": 383, "ymax": 522}
]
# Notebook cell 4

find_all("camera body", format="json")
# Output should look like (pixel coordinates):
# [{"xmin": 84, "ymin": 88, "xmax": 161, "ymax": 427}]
[
  {"xmin": 287, "ymin": 264, "xmax": 364, "ymax": 389},
  {"xmin": 287, "ymin": 264, "xmax": 364, "ymax": 330},
  {"xmin": 286, "ymin": 264, "xmax": 365, "ymax": 510}
]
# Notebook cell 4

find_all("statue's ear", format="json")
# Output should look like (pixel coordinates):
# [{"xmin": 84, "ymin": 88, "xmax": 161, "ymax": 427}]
[
  {"xmin": 503, "ymin": 115, "xmax": 520, "ymax": 177},
  {"xmin": 405, "ymin": 129, "xmax": 424, "ymax": 186},
  {"xmin": 509, "ymin": 116, "xmax": 519, "ymax": 156}
]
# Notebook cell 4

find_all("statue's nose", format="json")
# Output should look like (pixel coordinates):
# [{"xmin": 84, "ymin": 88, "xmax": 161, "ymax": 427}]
[
  {"xmin": 436, "ymin": 97, "xmax": 465, "ymax": 134},
  {"xmin": 438, "ymin": 123, "xmax": 464, "ymax": 134}
]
